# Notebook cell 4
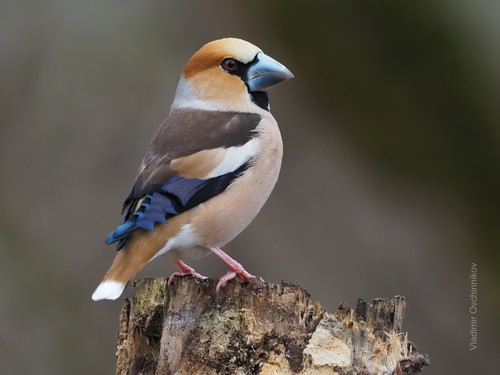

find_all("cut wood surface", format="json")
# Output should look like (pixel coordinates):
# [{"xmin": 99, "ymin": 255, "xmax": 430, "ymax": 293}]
[{"xmin": 115, "ymin": 277, "xmax": 429, "ymax": 375}]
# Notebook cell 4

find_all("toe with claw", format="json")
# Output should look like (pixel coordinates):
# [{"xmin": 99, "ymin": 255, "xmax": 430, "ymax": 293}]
[
  {"xmin": 211, "ymin": 247, "xmax": 262, "ymax": 291},
  {"xmin": 168, "ymin": 260, "xmax": 208, "ymax": 285}
]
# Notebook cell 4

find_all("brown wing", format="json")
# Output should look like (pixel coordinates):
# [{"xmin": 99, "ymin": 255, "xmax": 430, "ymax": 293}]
[{"xmin": 128, "ymin": 108, "xmax": 261, "ymax": 200}]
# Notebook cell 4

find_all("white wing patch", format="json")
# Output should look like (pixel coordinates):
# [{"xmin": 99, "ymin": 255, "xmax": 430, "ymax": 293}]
[{"xmin": 204, "ymin": 138, "xmax": 260, "ymax": 179}]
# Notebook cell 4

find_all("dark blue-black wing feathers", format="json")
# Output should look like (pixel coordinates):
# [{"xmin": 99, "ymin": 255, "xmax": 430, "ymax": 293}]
[{"xmin": 105, "ymin": 162, "xmax": 249, "ymax": 250}]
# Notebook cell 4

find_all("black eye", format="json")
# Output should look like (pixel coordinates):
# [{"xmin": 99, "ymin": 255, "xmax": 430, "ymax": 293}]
[{"xmin": 221, "ymin": 58, "xmax": 238, "ymax": 72}]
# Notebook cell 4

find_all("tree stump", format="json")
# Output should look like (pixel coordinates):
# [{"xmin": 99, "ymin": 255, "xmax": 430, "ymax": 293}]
[{"xmin": 115, "ymin": 277, "xmax": 429, "ymax": 374}]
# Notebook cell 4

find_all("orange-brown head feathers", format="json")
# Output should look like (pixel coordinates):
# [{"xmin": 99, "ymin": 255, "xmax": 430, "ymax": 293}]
[
  {"xmin": 172, "ymin": 38, "xmax": 293, "ymax": 112},
  {"xmin": 183, "ymin": 38, "xmax": 261, "ymax": 78}
]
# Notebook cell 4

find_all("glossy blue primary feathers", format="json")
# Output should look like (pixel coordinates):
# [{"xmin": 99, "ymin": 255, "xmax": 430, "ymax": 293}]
[{"xmin": 105, "ymin": 162, "xmax": 249, "ymax": 250}]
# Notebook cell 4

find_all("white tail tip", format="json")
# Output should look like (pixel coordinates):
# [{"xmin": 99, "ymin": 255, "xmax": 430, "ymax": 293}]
[{"xmin": 91, "ymin": 280, "xmax": 126, "ymax": 301}]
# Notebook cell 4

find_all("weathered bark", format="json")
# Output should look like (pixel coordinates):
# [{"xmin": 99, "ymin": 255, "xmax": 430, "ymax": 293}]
[{"xmin": 116, "ymin": 277, "xmax": 429, "ymax": 375}]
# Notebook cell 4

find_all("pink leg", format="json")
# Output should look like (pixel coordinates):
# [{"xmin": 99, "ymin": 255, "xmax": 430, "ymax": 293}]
[
  {"xmin": 168, "ymin": 260, "xmax": 208, "ymax": 285},
  {"xmin": 210, "ymin": 247, "xmax": 261, "ymax": 291}
]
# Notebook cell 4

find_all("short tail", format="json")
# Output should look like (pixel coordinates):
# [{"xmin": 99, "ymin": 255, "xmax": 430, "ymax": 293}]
[
  {"xmin": 91, "ymin": 244, "xmax": 151, "ymax": 301},
  {"xmin": 93, "ymin": 213, "xmax": 186, "ymax": 301}
]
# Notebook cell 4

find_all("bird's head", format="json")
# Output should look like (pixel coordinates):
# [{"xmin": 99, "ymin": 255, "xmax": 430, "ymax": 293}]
[{"xmin": 172, "ymin": 38, "xmax": 294, "ymax": 112}]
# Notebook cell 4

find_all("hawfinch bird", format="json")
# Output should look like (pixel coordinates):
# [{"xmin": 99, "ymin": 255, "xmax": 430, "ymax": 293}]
[{"xmin": 92, "ymin": 38, "xmax": 293, "ymax": 301}]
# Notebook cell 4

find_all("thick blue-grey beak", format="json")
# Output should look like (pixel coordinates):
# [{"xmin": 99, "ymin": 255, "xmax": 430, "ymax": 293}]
[{"xmin": 246, "ymin": 52, "xmax": 294, "ymax": 92}]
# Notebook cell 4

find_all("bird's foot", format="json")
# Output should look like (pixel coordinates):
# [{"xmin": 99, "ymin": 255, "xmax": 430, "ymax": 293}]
[
  {"xmin": 216, "ymin": 267, "xmax": 256, "ymax": 291},
  {"xmin": 210, "ymin": 247, "xmax": 263, "ymax": 291},
  {"xmin": 168, "ymin": 260, "xmax": 208, "ymax": 285}
]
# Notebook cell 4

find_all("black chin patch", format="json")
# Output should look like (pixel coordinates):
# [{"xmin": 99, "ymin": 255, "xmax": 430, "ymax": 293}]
[{"xmin": 250, "ymin": 91, "xmax": 269, "ymax": 111}]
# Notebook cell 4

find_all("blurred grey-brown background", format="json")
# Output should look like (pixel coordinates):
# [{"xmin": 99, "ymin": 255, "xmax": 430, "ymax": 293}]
[{"xmin": 1, "ymin": 1, "xmax": 498, "ymax": 374}]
